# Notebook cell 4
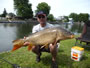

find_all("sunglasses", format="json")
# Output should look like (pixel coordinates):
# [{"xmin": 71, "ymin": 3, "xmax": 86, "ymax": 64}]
[{"xmin": 38, "ymin": 15, "xmax": 45, "ymax": 19}]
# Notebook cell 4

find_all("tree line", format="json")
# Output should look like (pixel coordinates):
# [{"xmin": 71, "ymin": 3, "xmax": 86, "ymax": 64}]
[
  {"xmin": 0, "ymin": 0, "xmax": 89, "ymax": 22},
  {"xmin": 69, "ymin": 13, "xmax": 89, "ymax": 22}
]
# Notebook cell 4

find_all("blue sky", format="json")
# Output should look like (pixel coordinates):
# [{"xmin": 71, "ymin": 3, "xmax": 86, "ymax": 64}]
[{"xmin": 0, "ymin": 0, "xmax": 90, "ymax": 18}]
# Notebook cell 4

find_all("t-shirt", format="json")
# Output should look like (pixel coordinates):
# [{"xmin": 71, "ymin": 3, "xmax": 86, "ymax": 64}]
[{"xmin": 32, "ymin": 23, "xmax": 54, "ymax": 33}]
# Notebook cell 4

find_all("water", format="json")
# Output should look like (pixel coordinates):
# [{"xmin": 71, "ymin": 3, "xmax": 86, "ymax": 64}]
[{"xmin": 0, "ymin": 22, "xmax": 84, "ymax": 52}]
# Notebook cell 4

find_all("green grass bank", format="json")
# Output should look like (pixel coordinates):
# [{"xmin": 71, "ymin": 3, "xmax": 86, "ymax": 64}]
[{"xmin": 0, "ymin": 35, "xmax": 90, "ymax": 68}]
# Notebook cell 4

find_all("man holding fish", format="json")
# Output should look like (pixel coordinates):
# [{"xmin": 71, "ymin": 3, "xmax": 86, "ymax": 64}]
[{"xmin": 24, "ymin": 11, "xmax": 58, "ymax": 68}]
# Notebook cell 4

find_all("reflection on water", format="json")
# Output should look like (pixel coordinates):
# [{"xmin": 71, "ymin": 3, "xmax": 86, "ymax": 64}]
[
  {"xmin": 15, "ymin": 23, "xmax": 33, "ymax": 39},
  {"xmin": 0, "ymin": 22, "xmax": 84, "ymax": 52},
  {"xmin": 0, "ymin": 23, "xmax": 16, "ymax": 52},
  {"xmin": 65, "ymin": 23, "xmax": 83, "ymax": 35},
  {"xmin": 0, "ymin": 23, "xmax": 34, "ymax": 52},
  {"xmin": 54, "ymin": 23, "xmax": 83, "ymax": 35}
]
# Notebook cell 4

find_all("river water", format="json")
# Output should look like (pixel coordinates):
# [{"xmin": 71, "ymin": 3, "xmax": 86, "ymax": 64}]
[{"xmin": 0, "ymin": 22, "xmax": 84, "ymax": 52}]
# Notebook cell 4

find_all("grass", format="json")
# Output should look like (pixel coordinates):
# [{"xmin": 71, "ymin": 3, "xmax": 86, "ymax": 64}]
[{"xmin": 0, "ymin": 35, "xmax": 90, "ymax": 68}]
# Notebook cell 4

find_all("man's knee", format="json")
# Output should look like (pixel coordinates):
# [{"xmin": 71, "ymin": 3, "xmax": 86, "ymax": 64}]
[
  {"xmin": 49, "ymin": 44, "xmax": 57, "ymax": 53},
  {"xmin": 32, "ymin": 46, "xmax": 36, "ymax": 52},
  {"xmin": 32, "ymin": 46, "xmax": 40, "ymax": 53}
]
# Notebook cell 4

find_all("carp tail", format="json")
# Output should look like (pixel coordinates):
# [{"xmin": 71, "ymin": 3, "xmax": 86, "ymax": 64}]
[
  {"xmin": 12, "ymin": 39, "xmax": 24, "ymax": 52},
  {"xmin": 12, "ymin": 44, "xmax": 21, "ymax": 52}
]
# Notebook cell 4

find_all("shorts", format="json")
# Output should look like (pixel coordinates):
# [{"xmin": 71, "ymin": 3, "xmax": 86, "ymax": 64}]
[
  {"xmin": 39, "ymin": 43, "xmax": 60, "ymax": 53},
  {"xmin": 39, "ymin": 45, "xmax": 50, "ymax": 52}
]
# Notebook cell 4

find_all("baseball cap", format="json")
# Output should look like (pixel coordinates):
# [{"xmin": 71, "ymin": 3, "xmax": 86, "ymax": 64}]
[{"xmin": 36, "ymin": 11, "xmax": 46, "ymax": 16}]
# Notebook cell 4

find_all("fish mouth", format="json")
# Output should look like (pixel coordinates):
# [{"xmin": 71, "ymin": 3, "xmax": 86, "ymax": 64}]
[{"xmin": 70, "ymin": 35, "xmax": 74, "ymax": 38}]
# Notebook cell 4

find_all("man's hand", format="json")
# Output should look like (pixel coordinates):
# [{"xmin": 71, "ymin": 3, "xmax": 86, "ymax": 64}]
[
  {"xmin": 24, "ymin": 42, "xmax": 30, "ymax": 46},
  {"xmin": 23, "ymin": 37, "xmax": 30, "ymax": 46}
]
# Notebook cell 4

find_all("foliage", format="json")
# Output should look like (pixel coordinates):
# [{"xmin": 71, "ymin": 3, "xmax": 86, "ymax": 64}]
[
  {"xmin": 78, "ymin": 13, "xmax": 89, "ymax": 22},
  {"xmin": 47, "ymin": 14, "xmax": 54, "ymax": 21},
  {"xmin": 0, "ymin": 14, "xmax": 1, "ymax": 17},
  {"xmin": 69, "ymin": 13, "xmax": 79, "ymax": 22},
  {"xmin": 35, "ymin": 2, "xmax": 51, "ymax": 16},
  {"xmin": 1, "ymin": 8, "xmax": 7, "ymax": 17},
  {"xmin": 69, "ymin": 13, "xmax": 89, "ymax": 22},
  {"xmin": 63, "ymin": 16, "xmax": 69, "ymax": 22},
  {"xmin": 13, "ymin": 0, "xmax": 33, "ymax": 19},
  {"xmin": 8, "ymin": 13, "xmax": 16, "ymax": 17}
]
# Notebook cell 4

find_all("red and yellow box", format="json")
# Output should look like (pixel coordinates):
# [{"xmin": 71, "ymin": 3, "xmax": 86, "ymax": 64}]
[{"xmin": 71, "ymin": 46, "xmax": 84, "ymax": 61}]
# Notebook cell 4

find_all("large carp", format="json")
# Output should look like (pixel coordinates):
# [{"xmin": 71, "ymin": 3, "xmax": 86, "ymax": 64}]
[{"xmin": 12, "ymin": 27, "xmax": 74, "ymax": 51}]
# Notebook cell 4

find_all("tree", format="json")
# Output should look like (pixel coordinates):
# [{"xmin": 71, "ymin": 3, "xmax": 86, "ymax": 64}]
[
  {"xmin": 47, "ymin": 14, "xmax": 54, "ymax": 21},
  {"xmin": 13, "ymin": 0, "xmax": 33, "ymax": 18},
  {"xmin": 78, "ymin": 13, "xmax": 89, "ymax": 22},
  {"xmin": 69, "ymin": 13, "xmax": 89, "ymax": 22},
  {"xmin": 69, "ymin": 13, "xmax": 78, "ymax": 22},
  {"xmin": 1, "ymin": 8, "xmax": 7, "ymax": 17},
  {"xmin": 0, "ymin": 14, "xmax": 1, "ymax": 17},
  {"xmin": 63, "ymin": 16, "xmax": 69, "ymax": 22},
  {"xmin": 35, "ymin": 2, "xmax": 51, "ymax": 16},
  {"xmin": 6, "ymin": 13, "xmax": 16, "ymax": 18}
]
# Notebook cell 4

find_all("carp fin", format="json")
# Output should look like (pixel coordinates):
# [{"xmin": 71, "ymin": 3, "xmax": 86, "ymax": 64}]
[
  {"xmin": 45, "ymin": 45, "xmax": 49, "ymax": 49},
  {"xmin": 28, "ymin": 43, "xmax": 33, "ymax": 51},
  {"xmin": 43, "ymin": 43, "xmax": 49, "ymax": 49}
]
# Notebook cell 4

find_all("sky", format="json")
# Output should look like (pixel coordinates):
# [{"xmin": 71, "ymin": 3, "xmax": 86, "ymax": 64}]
[{"xmin": 0, "ymin": 0, "xmax": 90, "ymax": 18}]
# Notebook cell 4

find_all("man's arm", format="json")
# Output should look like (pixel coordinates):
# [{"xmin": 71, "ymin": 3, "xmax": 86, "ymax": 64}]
[{"xmin": 23, "ymin": 26, "xmax": 38, "ymax": 46}]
